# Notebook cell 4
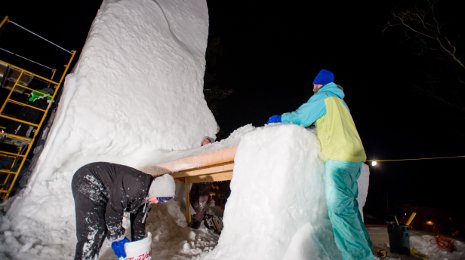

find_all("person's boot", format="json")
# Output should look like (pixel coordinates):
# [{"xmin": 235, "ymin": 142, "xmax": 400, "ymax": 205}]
[
  {"xmin": 204, "ymin": 214, "xmax": 214, "ymax": 230},
  {"xmin": 204, "ymin": 214, "xmax": 223, "ymax": 234},
  {"xmin": 189, "ymin": 215, "xmax": 201, "ymax": 229}
]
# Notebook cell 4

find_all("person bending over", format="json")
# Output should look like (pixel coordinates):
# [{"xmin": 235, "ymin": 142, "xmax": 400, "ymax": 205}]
[{"xmin": 72, "ymin": 162, "xmax": 175, "ymax": 259}]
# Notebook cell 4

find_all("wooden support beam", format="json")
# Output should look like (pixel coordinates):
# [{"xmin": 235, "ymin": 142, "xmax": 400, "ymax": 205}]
[
  {"xmin": 155, "ymin": 147, "xmax": 237, "ymax": 225},
  {"xmin": 171, "ymin": 162, "xmax": 234, "ymax": 178}
]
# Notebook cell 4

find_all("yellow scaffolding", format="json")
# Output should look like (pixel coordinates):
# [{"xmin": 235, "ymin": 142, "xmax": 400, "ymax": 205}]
[{"xmin": 0, "ymin": 16, "xmax": 76, "ymax": 200}]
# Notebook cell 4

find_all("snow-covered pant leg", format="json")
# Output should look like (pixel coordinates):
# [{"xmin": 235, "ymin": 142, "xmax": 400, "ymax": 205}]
[
  {"xmin": 72, "ymin": 171, "xmax": 108, "ymax": 260},
  {"xmin": 324, "ymin": 160, "xmax": 374, "ymax": 260},
  {"xmin": 130, "ymin": 211, "xmax": 147, "ymax": 241}
]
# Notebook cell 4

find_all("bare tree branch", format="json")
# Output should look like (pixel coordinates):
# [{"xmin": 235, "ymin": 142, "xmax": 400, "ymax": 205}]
[{"xmin": 384, "ymin": 0, "xmax": 465, "ymax": 114}]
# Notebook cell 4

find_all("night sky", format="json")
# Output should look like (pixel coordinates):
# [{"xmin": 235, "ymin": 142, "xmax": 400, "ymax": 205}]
[
  {"xmin": 2, "ymin": 1, "xmax": 464, "ymax": 223},
  {"xmin": 204, "ymin": 1, "xmax": 465, "ymax": 221}
]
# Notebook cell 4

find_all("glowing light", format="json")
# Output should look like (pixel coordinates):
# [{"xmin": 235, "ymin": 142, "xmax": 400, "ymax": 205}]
[
  {"xmin": 371, "ymin": 161, "xmax": 377, "ymax": 166},
  {"xmin": 425, "ymin": 220, "xmax": 434, "ymax": 226}
]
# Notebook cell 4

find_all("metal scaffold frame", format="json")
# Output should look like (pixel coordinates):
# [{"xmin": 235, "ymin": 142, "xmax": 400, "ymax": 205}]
[{"xmin": 0, "ymin": 16, "xmax": 76, "ymax": 201}]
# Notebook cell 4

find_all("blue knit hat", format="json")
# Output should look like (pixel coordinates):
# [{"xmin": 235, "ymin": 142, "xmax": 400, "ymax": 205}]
[{"xmin": 313, "ymin": 69, "xmax": 335, "ymax": 85}]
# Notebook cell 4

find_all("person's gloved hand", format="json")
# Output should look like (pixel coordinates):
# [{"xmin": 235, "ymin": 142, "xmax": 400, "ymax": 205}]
[
  {"xmin": 267, "ymin": 115, "xmax": 281, "ymax": 124},
  {"xmin": 111, "ymin": 237, "xmax": 130, "ymax": 259}
]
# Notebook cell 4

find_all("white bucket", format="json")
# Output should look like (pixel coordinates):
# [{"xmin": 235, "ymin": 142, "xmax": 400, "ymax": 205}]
[{"xmin": 124, "ymin": 232, "xmax": 152, "ymax": 260}]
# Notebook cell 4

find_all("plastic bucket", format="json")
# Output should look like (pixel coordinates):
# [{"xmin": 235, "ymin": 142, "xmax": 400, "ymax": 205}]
[
  {"xmin": 124, "ymin": 232, "xmax": 152, "ymax": 260},
  {"xmin": 387, "ymin": 223, "xmax": 410, "ymax": 255}
]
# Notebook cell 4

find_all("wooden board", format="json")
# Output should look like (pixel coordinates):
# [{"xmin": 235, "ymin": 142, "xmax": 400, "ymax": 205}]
[{"xmin": 154, "ymin": 146, "xmax": 237, "ymax": 224}]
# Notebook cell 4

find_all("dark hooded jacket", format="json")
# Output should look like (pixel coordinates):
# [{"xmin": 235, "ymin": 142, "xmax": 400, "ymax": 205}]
[{"xmin": 72, "ymin": 162, "xmax": 153, "ymax": 240}]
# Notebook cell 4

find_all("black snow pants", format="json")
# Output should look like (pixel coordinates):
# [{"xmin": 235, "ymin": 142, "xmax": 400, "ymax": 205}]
[{"xmin": 72, "ymin": 169, "xmax": 108, "ymax": 260}]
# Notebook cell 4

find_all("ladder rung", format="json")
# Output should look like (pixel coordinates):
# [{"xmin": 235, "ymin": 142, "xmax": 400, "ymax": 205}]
[
  {"xmin": 0, "ymin": 169, "xmax": 18, "ymax": 174},
  {"xmin": 0, "ymin": 132, "xmax": 33, "ymax": 146},
  {"xmin": 6, "ymin": 99, "xmax": 48, "ymax": 113},
  {"xmin": 0, "ymin": 114, "xmax": 40, "ymax": 127},
  {"xmin": 0, "ymin": 151, "xmax": 25, "ymax": 157}
]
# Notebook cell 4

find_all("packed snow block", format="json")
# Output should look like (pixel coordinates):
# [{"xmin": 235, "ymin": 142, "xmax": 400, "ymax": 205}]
[
  {"xmin": 206, "ymin": 124, "xmax": 341, "ymax": 260},
  {"xmin": 359, "ymin": 163, "xmax": 370, "ymax": 221},
  {"xmin": 5, "ymin": 0, "xmax": 215, "ymax": 254}
]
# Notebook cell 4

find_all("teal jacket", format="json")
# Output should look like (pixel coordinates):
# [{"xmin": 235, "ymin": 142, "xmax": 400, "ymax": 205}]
[{"xmin": 281, "ymin": 83, "xmax": 366, "ymax": 162}]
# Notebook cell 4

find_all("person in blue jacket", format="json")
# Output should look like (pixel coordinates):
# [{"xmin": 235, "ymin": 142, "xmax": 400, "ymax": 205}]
[{"xmin": 267, "ymin": 69, "xmax": 374, "ymax": 259}]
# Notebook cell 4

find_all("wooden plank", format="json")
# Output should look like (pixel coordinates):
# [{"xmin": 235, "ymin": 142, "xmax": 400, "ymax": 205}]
[
  {"xmin": 171, "ymin": 162, "xmax": 234, "ymax": 178},
  {"xmin": 153, "ymin": 147, "xmax": 237, "ymax": 225},
  {"xmin": 184, "ymin": 178, "xmax": 191, "ymax": 224},
  {"xmin": 187, "ymin": 171, "xmax": 233, "ymax": 183},
  {"xmin": 173, "ymin": 172, "xmax": 233, "ymax": 184},
  {"xmin": 158, "ymin": 146, "xmax": 237, "ymax": 172}
]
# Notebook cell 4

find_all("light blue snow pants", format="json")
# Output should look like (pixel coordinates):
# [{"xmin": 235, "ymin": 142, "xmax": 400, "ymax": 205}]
[{"xmin": 324, "ymin": 160, "xmax": 374, "ymax": 260}]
